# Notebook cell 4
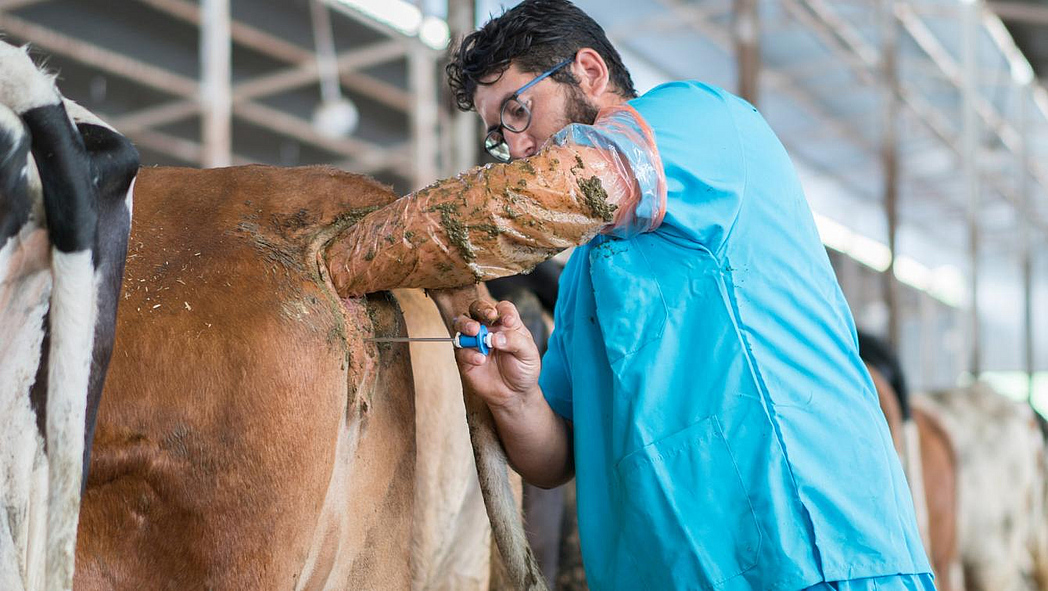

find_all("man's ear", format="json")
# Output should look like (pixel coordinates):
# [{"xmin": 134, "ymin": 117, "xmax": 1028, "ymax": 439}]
[{"xmin": 573, "ymin": 48, "xmax": 609, "ymax": 100}]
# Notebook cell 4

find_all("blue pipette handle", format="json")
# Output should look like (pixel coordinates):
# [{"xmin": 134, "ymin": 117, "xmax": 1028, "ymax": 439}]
[{"xmin": 454, "ymin": 324, "xmax": 493, "ymax": 355}]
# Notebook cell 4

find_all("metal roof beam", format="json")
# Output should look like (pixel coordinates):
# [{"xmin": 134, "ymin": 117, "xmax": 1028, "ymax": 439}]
[
  {"xmin": 652, "ymin": 0, "xmax": 954, "ymax": 234},
  {"xmin": 0, "ymin": 13, "xmax": 403, "ymax": 170},
  {"xmin": 0, "ymin": 12, "xmax": 199, "ymax": 98},
  {"xmin": 133, "ymin": 0, "xmax": 411, "ymax": 112},
  {"xmin": 987, "ymin": 1, "xmax": 1048, "ymax": 26},
  {"xmin": 782, "ymin": 0, "xmax": 1048, "ymax": 234},
  {"xmin": 110, "ymin": 40, "xmax": 407, "ymax": 135}
]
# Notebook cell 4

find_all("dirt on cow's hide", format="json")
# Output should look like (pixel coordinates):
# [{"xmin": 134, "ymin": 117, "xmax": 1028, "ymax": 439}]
[{"xmin": 76, "ymin": 165, "xmax": 420, "ymax": 591}]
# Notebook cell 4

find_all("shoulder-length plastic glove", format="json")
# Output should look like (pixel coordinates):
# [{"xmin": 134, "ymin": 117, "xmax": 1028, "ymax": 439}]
[{"xmin": 324, "ymin": 105, "xmax": 666, "ymax": 298}]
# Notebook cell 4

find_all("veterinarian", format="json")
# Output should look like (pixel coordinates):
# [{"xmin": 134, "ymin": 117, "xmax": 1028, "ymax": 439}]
[{"xmin": 330, "ymin": 1, "xmax": 934, "ymax": 589}]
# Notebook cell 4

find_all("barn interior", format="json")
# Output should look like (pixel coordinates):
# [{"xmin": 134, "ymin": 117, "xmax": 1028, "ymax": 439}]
[{"xmin": 3, "ymin": 0, "xmax": 1048, "ymax": 589}]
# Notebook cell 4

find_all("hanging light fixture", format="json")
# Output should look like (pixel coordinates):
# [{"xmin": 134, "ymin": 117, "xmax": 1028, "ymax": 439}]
[{"xmin": 310, "ymin": 0, "xmax": 359, "ymax": 138}]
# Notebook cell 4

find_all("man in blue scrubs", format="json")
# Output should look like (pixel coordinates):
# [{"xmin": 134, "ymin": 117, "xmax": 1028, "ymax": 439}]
[{"xmin": 328, "ymin": 0, "xmax": 935, "ymax": 589}]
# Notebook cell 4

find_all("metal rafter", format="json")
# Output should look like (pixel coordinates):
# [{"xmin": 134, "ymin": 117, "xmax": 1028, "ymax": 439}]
[
  {"xmin": 133, "ymin": 0, "xmax": 411, "ymax": 113},
  {"xmin": 881, "ymin": 0, "xmax": 902, "ymax": 350},
  {"xmin": 782, "ymin": 0, "xmax": 1048, "ymax": 236},
  {"xmin": 0, "ymin": 12, "xmax": 199, "ymax": 97},
  {"xmin": 988, "ymin": 1, "xmax": 1048, "ymax": 26},
  {"xmin": 0, "ymin": 8, "xmax": 408, "ymax": 172},
  {"xmin": 650, "ymin": 0, "xmax": 952, "ymax": 227},
  {"xmin": 896, "ymin": 3, "xmax": 1048, "ymax": 212}
]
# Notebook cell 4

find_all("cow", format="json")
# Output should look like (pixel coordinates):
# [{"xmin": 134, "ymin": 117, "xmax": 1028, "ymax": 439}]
[
  {"xmin": 920, "ymin": 382, "xmax": 1048, "ymax": 591},
  {"xmin": 1, "ymin": 41, "xmax": 138, "ymax": 591},
  {"xmin": 857, "ymin": 333, "xmax": 961, "ymax": 591},
  {"xmin": 73, "ymin": 164, "xmax": 539, "ymax": 590}
]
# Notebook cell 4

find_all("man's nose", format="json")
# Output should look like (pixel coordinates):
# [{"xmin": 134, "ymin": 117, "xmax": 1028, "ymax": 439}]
[{"xmin": 505, "ymin": 130, "xmax": 537, "ymax": 160}]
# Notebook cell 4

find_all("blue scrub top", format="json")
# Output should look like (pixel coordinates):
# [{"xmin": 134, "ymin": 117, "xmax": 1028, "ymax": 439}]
[{"xmin": 538, "ymin": 81, "xmax": 932, "ymax": 591}]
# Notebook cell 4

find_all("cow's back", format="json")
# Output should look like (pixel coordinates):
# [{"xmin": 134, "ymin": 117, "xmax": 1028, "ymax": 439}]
[{"xmin": 74, "ymin": 165, "xmax": 418, "ymax": 590}]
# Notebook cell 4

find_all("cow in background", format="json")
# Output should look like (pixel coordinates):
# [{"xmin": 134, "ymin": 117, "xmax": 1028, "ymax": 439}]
[
  {"xmin": 920, "ymin": 382, "xmax": 1048, "ymax": 591},
  {"xmin": 858, "ymin": 333, "xmax": 961, "ymax": 591},
  {"xmin": 0, "ymin": 41, "xmax": 139, "ymax": 591}
]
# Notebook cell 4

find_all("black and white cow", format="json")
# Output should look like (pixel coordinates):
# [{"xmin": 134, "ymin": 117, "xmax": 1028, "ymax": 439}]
[{"xmin": 0, "ymin": 41, "xmax": 138, "ymax": 590}]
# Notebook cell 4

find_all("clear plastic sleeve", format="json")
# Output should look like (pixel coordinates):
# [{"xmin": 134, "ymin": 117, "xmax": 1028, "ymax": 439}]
[{"xmin": 324, "ymin": 106, "xmax": 667, "ymax": 297}]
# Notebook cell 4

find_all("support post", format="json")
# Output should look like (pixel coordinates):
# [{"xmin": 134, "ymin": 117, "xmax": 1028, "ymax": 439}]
[
  {"xmin": 1019, "ymin": 81, "xmax": 1035, "ymax": 400},
  {"xmin": 447, "ymin": 0, "xmax": 478, "ymax": 173},
  {"xmin": 962, "ymin": 0, "xmax": 981, "ymax": 378},
  {"xmin": 200, "ymin": 0, "xmax": 231, "ymax": 167},
  {"xmin": 881, "ymin": 0, "xmax": 902, "ymax": 351},
  {"xmin": 410, "ymin": 44, "xmax": 439, "ymax": 189},
  {"xmin": 733, "ymin": 0, "xmax": 760, "ymax": 105}
]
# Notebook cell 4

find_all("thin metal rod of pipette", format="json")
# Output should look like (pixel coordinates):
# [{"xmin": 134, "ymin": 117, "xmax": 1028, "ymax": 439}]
[{"xmin": 366, "ymin": 337, "xmax": 453, "ymax": 343}]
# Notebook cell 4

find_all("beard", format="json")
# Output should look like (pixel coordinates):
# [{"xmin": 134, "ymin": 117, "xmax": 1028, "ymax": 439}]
[{"xmin": 564, "ymin": 83, "xmax": 600, "ymax": 126}]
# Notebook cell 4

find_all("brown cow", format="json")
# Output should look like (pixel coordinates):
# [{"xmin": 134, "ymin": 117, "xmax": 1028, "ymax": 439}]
[
  {"xmin": 867, "ymin": 366, "xmax": 960, "ymax": 591},
  {"xmin": 73, "ymin": 165, "xmax": 509, "ymax": 589}
]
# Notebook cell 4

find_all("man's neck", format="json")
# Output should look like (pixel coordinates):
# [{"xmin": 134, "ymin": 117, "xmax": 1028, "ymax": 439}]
[{"xmin": 595, "ymin": 92, "xmax": 629, "ymax": 111}]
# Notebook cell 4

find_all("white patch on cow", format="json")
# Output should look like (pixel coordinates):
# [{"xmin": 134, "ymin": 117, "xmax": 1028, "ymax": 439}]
[
  {"xmin": 0, "ymin": 129, "xmax": 51, "ymax": 589},
  {"xmin": 125, "ymin": 175, "xmax": 135, "ymax": 220},
  {"xmin": 44, "ymin": 248, "xmax": 96, "ymax": 591},
  {"xmin": 61, "ymin": 98, "xmax": 115, "ymax": 132},
  {"xmin": 0, "ymin": 42, "xmax": 59, "ymax": 113},
  {"xmin": 902, "ymin": 418, "xmax": 932, "ymax": 557},
  {"xmin": 921, "ymin": 384, "xmax": 1048, "ymax": 591},
  {"xmin": 0, "ymin": 228, "xmax": 52, "ymax": 591},
  {"xmin": 0, "ymin": 104, "xmax": 24, "ymax": 164},
  {"xmin": 295, "ymin": 404, "xmax": 364, "ymax": 590}
]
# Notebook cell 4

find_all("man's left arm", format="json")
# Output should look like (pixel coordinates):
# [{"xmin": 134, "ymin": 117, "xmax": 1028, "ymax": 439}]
[{"xmin": 323, "ymin": 106, "xmax": 665, "ymax": 298}]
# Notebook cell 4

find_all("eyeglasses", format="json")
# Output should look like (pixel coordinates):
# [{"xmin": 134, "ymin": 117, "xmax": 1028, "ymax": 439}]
[{"xmin": 483, "ymin": 57, "xmax": 575, "ymax": 162}]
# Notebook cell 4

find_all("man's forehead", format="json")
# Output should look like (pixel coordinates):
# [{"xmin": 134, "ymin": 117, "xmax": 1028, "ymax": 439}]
[{"xmin": 474, "ymin": 64, "xmax": 531, "ymax": 122}]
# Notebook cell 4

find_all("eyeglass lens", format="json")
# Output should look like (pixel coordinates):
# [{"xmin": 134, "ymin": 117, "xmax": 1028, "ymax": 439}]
[
  {"xmin": 500, "ymin": 97, "xmax": 530, "ymax": 133},
  {"xmin": 485, "ymin": 130, "xmax": 511, "ymax": 162}
]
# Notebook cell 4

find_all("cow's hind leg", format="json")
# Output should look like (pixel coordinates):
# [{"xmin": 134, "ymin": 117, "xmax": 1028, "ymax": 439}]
[
  {"xmin": 0, "ymin": 40, "xmax": 100, "ymax": 591},
  {"xmin": 0, "ymin": 97, "xmax": 49, "ymax": 591}
]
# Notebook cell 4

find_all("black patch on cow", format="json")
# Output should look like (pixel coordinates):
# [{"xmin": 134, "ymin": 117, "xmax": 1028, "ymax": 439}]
[
  {"xmin": 29, "ymin": 317, "xmax": 49, "ymax": 446},
  {"xmin": 21, "ymin": 104, "xmax": 97, "ymax": 253},
  {"xmin": 0, "ymin": 115, "xmax": 32, "ymax": 242},
  {"xmin": 26, "ymin": 116, "xmax": 139, "ymax": 493},
  {"xmin": 857, "ymin": 330, "xmax": 911, "ymax": 420},
  {"xmin": 79, "ymin": 121, "xmax": 137, "ymax": 484}
]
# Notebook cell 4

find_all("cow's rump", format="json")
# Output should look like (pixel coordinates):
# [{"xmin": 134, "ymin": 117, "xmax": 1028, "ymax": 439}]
[{"xmin": 74, "ymin": 165, "xmax": 422, "ymax": 590}]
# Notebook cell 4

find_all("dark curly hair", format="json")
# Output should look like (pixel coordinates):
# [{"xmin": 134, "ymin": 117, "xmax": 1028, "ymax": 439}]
[{"xmin": 446, "ymin": 0, "xmax": 637, "ymax": 112}]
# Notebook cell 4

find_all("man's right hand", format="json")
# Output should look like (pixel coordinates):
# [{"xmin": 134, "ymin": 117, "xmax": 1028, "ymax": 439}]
[{"xmin": 452, "ymin": 300, "xmax": 542, "ymax": 414}]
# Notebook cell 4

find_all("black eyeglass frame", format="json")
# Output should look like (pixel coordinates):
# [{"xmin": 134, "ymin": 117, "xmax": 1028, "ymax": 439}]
[{"xmin": 483, "ymin": 57, "xmax": 576, "ymax": 162}]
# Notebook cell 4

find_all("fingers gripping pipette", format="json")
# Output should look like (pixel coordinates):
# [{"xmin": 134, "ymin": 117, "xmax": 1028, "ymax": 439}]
[{"xmin": 366, "ymin": 324, "xmax": 494, "ymax": 355}]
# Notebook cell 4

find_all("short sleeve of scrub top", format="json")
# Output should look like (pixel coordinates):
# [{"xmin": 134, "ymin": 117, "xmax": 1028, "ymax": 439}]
[{"xmin": 627, "ymin": 80, "xmax": 747, "ymax": 252}]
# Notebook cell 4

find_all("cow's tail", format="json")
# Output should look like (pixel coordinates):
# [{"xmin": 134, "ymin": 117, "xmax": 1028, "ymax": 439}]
[
  {"xmin": 464, "ymin": 390, "xmax": 546, "ymax": 591},
  {"xmin": 902, "ymin": 418, "xmax": 932, "ymax": 557},
  {"xmin": 1, "ymin": 41, "xmax": 98, "ymax": 591},
  {"xmin": 429, "ymin": 286, "xmax": 548, "ymax": 591}
]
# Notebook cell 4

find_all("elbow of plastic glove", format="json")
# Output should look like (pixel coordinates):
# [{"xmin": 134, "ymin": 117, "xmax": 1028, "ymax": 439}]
[{"xmin": 549, "ymin": 104, "xmax": 667, "ymax": 239}]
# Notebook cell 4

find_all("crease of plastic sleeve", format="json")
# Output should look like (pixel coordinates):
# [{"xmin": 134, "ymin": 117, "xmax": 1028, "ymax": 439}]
[{"xmin": 550, "ymin": 104, "xmax": 667, "ymax": 239}]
